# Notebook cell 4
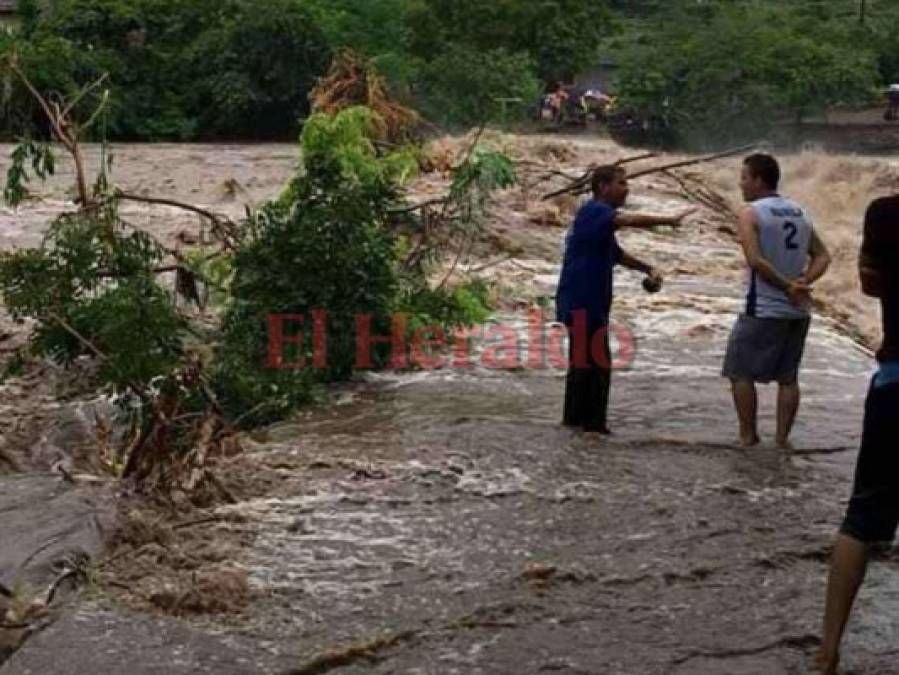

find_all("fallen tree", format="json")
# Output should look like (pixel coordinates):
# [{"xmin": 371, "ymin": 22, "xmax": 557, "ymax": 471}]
[{"xmin": 0, "ymin": 55, "xmax": 512, "ymax": 494}]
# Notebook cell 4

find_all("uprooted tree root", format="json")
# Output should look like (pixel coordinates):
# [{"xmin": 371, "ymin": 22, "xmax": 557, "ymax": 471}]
[{"xmin": 310, "ymin": 50, "xmax": 421, "ymax": 143}]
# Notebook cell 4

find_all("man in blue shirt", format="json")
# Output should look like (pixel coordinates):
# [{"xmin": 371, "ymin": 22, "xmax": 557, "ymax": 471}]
[
  {"xmin": 556, "ymin": 165, "xmax": 693, "ymax": 433},
  {"xmin": 816, "ymin": 196, "xmax": 899, "ymax": 674}
]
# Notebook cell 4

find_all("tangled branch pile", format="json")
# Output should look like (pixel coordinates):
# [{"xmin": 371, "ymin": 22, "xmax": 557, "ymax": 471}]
[{"xmin": 309, "ymin": 50, "xmax": 421, "ymax": 143}]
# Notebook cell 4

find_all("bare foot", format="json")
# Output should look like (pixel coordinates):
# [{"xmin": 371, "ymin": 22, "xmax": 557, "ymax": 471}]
[
  {"xmin": 776, "ymin": 437, "xmax": 795, "ymax": 451},
  {"xmin": 739, "ymin": 434, "xmax": 761, "ymax": 448},
  {"xmin": 813, "ymin": 648, "xmax": 839, "ymax": 674}
]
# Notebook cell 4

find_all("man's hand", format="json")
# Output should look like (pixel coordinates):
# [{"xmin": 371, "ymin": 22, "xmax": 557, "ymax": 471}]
[
  {"xmin": 642, "ymin": 267, "xmax": 663, "ymax": 293},
  {"xmin": 786, "ymin": 279, "xmax": 812, "ymax": 309}
]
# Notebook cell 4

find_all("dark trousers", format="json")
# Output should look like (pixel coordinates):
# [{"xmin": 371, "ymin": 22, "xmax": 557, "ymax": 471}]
[
  {"xmin": 562, "ymin": 326, "xmax": 612, "ymax": 431},
  {"xmin": 840, "ymin": 379, "xmax": 899, "ymax": 543}
]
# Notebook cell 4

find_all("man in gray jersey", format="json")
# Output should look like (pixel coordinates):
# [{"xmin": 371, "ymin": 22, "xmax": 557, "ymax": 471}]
[{"xmin": 722, "ymin": 154, "xmax": 831, "ymax": 448}]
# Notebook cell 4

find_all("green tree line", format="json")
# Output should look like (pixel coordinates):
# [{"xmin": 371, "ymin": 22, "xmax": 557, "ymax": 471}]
[
  {"xmin": 608, "ymin": 0, "xmax": 897, "ymax": 147},
  {"xmin": 1, "ymin": 0, "xmax": 897, "ymax": 145}
]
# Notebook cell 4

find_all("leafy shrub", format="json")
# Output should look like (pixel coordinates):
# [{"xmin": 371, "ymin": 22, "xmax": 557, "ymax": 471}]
[
  {"xmin": 214, "ymin": 107, "xmax": 412, "ymax": 424},
  {"xmin": 0, "ymin": 210, "xmax": 186, "ymax": 390},
  {"xmin": 214, "ymin": 107, "xmax": 510, "ymax": 426}
]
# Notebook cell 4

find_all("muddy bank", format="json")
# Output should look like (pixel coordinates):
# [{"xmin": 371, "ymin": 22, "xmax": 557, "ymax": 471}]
[{"xmin": 0, "ymin": 475, "xmax": 113, "ymax": 666}]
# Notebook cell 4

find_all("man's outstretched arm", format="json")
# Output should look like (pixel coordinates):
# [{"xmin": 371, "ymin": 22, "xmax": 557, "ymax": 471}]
[{"xmin": 614, "ymin": 207, "xmax": 695, "ymax": 230}]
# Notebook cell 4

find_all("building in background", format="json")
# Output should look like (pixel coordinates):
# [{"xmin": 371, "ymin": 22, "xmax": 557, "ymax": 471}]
[{"xmin": 0, "ymin": 0, "xmax": 18, "ymax": 30}]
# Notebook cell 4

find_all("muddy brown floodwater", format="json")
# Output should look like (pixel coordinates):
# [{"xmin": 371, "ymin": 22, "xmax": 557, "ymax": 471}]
[{"xmin": 1, "ymin": 138, "xmax": 897, "ymax": 675}]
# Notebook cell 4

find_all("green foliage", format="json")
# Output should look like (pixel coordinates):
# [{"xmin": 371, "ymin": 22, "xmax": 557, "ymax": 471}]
[
  {"xmin": 180, "ymin": 249, "xmax": 233, "ymax": 309},
  {"xmin": 396, "ymin": 279, "xmax": 492, "ymax": 333},
  {"xmin": 216, "ymin": 108, "xmax": 409, "ymax": 425},
  {"xmin": 420, "ymin": 45, "xmax": 539, "ymax": 128},
  {"xmin": 3, "ymin": 0, "xmax": 899, "ymax": 142},
  {"xmin": 299, "ymin": 106, "xmax": 419, "ymax": 188},
  {"xmin": 448, "ymin": 147, "xmax": 518, "ymax": 213},
  {"xmin": 406, "ymin": 0, "xmax": 612, "ymax": 83},
  {"xmin": 0, "ymin": 211, "xmax": 186, "ymax": 390},
  {"xmin": 864, "ymin": 2, "xmax": 899, "ymax": 83},
  {"xmin": 613, "ymin": 2, "xmax": 882, "ymax": 148},
  {"xmin": 2, "ymin": 0, "xmax": 332, "ymax": 140},
  {"xmin": 3, "ymin": 140, "xmax": 55, "ymax": 207},
  {"xmin": 216, "ymin": 107, "xmax": 508, "ymax": 427},
  {"xmin": 307, "ymin": 0, "xmax": 409, "ymax": 64},
  {"xmin": 185, "ymin": 0, "xmax": 332, "ymax": 138}
]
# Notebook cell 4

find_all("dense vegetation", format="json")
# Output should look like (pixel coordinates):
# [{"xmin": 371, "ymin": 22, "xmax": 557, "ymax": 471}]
[
  {"xmin": 608, "ymin": 1, "xmax": 890, "ymax": 147},
  {"xmin": 0, "ymin": 0, "xmax": 897, "ymax": 143},
  {"xmin": 0, "ymin": 102, "xmax": 504, "ymax": 484}
]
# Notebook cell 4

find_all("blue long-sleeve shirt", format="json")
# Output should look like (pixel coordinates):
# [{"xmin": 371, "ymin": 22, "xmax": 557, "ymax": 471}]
[{"xmin": 555, "ymin": 200, "xmax": 622, "ymax": 329}]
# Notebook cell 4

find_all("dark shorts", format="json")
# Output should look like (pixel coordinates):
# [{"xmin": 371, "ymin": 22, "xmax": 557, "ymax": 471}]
[
  {"xmin": 840, "ymin": 380, "xmax": 899, "ymax": 543},
  {"xmin": 721, "ymin": 315, "xmax": 811, "ymax": 384}
]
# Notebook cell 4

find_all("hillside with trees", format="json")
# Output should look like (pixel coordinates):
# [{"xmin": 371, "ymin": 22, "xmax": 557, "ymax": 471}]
[{"xmin": 0, "ymin": 0, "xmax": 896, "ymax": 144}]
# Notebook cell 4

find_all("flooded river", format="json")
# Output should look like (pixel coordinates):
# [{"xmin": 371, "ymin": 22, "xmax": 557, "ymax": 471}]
[{"xmin": 1, "ymin": 139, "xmax": 896, "ymax": 674}]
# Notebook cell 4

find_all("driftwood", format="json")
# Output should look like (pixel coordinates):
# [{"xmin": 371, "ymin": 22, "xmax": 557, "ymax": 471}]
[
  {"xmin": 541, "ymin": 143, "xmax": 759, "ymax": 201},
  {"xmin": 662, "ymin": 170, "xmax": 739, "ymax": 224},
  {"xmin": 628, "ymin": 143, "xmax": 759, "ymax": 179},
  {"xmin": 109, "ymin": 191, "xmax": 241, "ymax": 251},
  {"xmin": 616, "ymin": 151, "xmax": 658, "ymax": 166},
  {"xmin": 529, "ymin": 151, "xmax": 657, "ymax": 194}
]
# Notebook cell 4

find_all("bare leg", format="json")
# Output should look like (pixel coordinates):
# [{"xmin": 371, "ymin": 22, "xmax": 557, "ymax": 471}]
[
  {"xmin": 815, "ymin": 534, "xmax": 870, "ymax": 674},
  {"xmin": 776, "ymin": 381, "xmax": 800, "ymax": 448},
  {"xmin": 731, "ymin": 379, "xmax": 760, "ymax": 447}
]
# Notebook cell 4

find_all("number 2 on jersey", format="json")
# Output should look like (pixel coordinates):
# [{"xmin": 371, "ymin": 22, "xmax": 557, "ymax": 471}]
[{"xmin": 783, "ymin": 221, "xmax": 799, "ymax": 250}]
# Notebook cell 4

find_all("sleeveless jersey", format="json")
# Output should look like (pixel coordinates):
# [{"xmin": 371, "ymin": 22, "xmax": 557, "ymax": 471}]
[{"xmin": 745, "ymin": 195, "xmax": 813, "ymax": 319}]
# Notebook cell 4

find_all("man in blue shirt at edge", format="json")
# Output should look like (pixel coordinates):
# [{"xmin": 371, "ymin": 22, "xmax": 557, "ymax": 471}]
[
  {"xmin": 816, "ymin": 196, "xmax": 899, "ymax": 675},
  {"xmin": 555, "ymin": 164, "xmax": 694, "ymax": 433}
]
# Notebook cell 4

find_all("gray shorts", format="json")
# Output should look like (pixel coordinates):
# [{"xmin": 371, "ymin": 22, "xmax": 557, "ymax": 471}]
[{"xmin": 722, "ymin": 315, "xmax": 811, "ymax": 384}]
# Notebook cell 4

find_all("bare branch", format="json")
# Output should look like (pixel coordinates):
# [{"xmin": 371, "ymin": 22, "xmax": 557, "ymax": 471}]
[
  {"xmin": 627, "ymin": 143, "xmax": 759, "ymax": 180},
  {"xmin": 110, "ymin": 191, "xmax": 239, "ymax": 250},
  {"xmin": 6, "ymin": 58, "xmax": 94, "ymax": 206},
  {"xmin": 62, "ymin": 73, "xmax": 109, "ymax": 118},
  {"xmin": 615, "ymin": 151, "xmax": 658, "ymax": 166},
  {"xmin": 389, "ymin": 196, "xmax": 449, "ymax": 214},
  {"xmin": 435, "ymin": 124, "xmax": 487, "ymax": 290},
  {"xmin": 541, "ymin": 143, "xmax": 759, "ymax": 201},
  {"xmin": 77, "ymin": 89, "xmax": 111, "ymax": 134}
]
